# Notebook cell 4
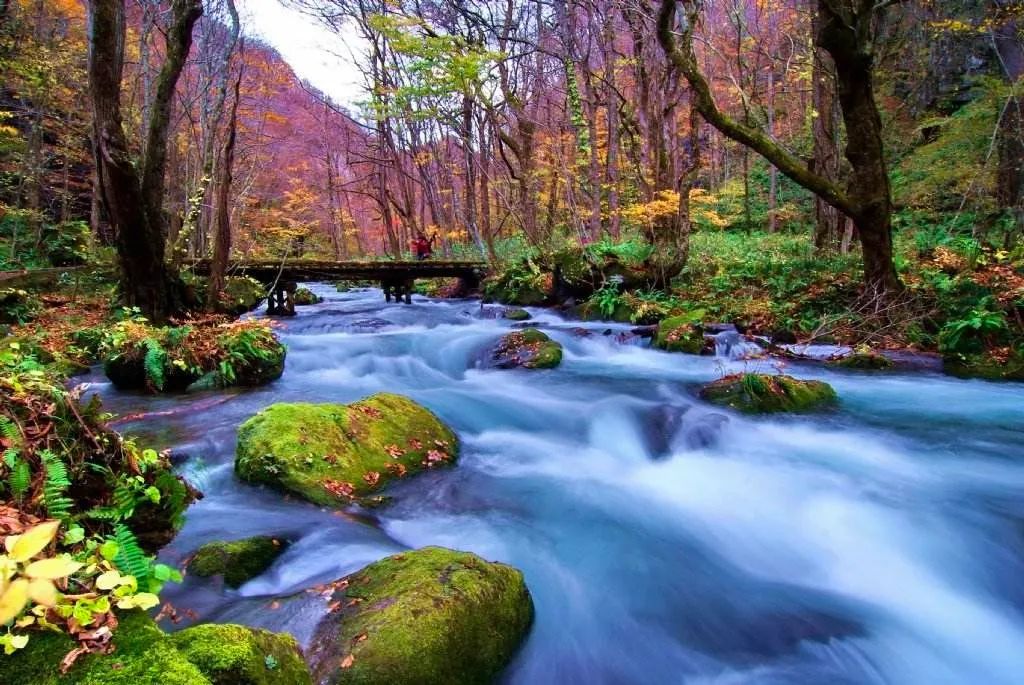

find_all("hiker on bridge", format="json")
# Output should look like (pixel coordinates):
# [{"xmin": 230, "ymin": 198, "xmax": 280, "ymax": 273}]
[{"xmin": 412, "ymin": 232, "xmax": 436, "ymax": 261}]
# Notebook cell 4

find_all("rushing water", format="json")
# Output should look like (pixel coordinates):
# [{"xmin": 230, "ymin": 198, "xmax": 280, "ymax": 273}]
[{"xmin": 85, "ymin": 284, "xmax": 1024, "ymax": 684}]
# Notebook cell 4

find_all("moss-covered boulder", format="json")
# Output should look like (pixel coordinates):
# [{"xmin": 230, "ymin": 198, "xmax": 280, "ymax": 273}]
[
  {"xmin": 652, "ymin": 315, "xmax": 704, "ymax": 354},
  {"xmin": 503, "ymin": 307, "xmax": 531, "ymax": 321},
  {"xmin": 102, "ymin": 320, "xmax": 285, "ymax": 394},
  {"xmin": 235, "ymin": 393, "xmax": 458, "ymax": 507},
  {"xmin": 944, "ymin": 350, "xmax": 1024, "ymax": 381},
  {"xmin": 4, "ymin": 612, "xmax": 310, "ymax": 685},
  {"xmin": 188, "ymin": 536, "xmax": 288, "ymax": 588},
  {"xmin": 219, "ymin": 276, "xmax": 267, "ymax": 316},
  {"xmin": 307, "ymin": 547, "xmax": 533, "ymax": 685},
  {"xmin": 482, "ymin": 262, "xmax": 550, "ymax": 306},
  {"xmin": 829, "ymin": 351, "xmax": 893, "ymax": 370},
  {"xmin": 171, "ymin": 623, "xmax": 311, "ymax": 685},
  {"xmin": 700, "ymin": 373, "xmax": 837, "ymax": 414},
  {"xmin": 490, "ymin": 328, "xmax": 563, "ymax": 369},
  {"xmin": 293, "ymin": 287, "xmax": 322, "ymax": 306}
]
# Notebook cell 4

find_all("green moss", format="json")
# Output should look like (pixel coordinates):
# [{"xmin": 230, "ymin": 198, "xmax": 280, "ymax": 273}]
[
  {"xmin": 830, "ymin": 351, "xmax": 893, "ymax": 370},
  {"xmin": 189, "ymin": 536, "xmax": 287, "ymax": 588},
  {"xmin": 308, "ymin": 547, "xmax": 533, "ymax": 685},
  {"xmin": 4, "ymin": 612, "xmax": 209, "ymax": 685},
  {"xmin": 220, "ymin": 277, "xmax": 267, "ymax": 316},
  {"xmin": 235, "ymin": 393, "xmax": 458, "ymax": 506},
  {"xmin": 293, "ymin": 287, "xmax": 322, "ymax": 306},
  {"xmin": 653, "ymin": 315, "xmax": 704, "ymax": 353},
  {"xmin": 944, "ymin": 351, "xmax": 1024, "ymax": 381},
  {"xmin": 700, "ymin": 373, "xmax": 837, "ymax": 414},
  {"xmin": 503, "ymin": 307, "xmax": 531, "ymax": 321},
  {"xmin": 492, "ymin": 329, "xmax": 563, "ymax": 369},
  {"xmin": 171, "ymin": 624, "xmax": 311, "ymax": 685}
]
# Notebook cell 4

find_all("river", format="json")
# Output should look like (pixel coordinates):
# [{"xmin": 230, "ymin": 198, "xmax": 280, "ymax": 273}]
[{"xmin": 86, "ymin": 284, "xmax": 1024, "ymax": 684}]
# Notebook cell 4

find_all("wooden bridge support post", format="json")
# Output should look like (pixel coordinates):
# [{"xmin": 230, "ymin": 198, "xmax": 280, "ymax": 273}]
[
  {"xmin": 382, "ymin": 278, "xmax": 414, "ymax": 304},
  {"xmin": 266, "ymin": 280, "xmax": 297, "ymax": 316}
]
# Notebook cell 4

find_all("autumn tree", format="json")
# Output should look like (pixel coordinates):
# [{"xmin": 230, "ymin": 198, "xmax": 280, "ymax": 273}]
[
  {"xmin": 87, "ymin": 0, "xmax": 202, "ymax": 320},
  {"xmin": 657, "ymin": 0, "xmax": 904, "ymax": 297}
]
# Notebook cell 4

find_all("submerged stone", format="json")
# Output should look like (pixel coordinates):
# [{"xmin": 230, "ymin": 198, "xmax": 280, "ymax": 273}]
[
  {"xmin": 235, "ymin": 393, "xmax": 458, "ymax": 506},
  {"xmin": 188, "ymin": 536, "xmax": 288, "ymax": 588},
  {"xmin": 307, "ymin": 547, "xmax": 534, "ymax": 685},
  {"xmin": 652, "ymin": 315, "xmax": 704, "ymax": 354},
  {"xmin": 700, "ymin": 373, "xmax": 837, "ymax": 414},
  {"xmin": 490, "ymin": 328, "xmax": 563, "ymax": 369}
]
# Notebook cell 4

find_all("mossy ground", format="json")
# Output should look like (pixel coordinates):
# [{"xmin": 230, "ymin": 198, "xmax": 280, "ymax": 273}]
[
  {"xmin": 307, "ymin": 547, "xmax": 533, "ymax": 685},
  {"xmin": 491, "ymin": 328, "xmax": 563, "ymax": 369},
  {"xmin": 700, "ymin": 373, "xmax": 837, "ymax": 414},
  {"xmin": 188, "ymin": 536, "xmax": 288, "ymax": 588},
  {"xmin": 653, "ymin": 315, "xmax": 704, "ymax": 354},
  {"xmin": 5, "ymin": 612, "xmax": 310, "ymax": 685},
  {"xmin": 235, "ymin": 393, "xmax": 458, "ymax": 506}
]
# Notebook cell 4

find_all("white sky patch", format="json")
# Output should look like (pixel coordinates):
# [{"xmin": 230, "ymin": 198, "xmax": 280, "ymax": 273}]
[{"xmin": 237, "ymin": 0, "xmax": 366, "ymax": 107}]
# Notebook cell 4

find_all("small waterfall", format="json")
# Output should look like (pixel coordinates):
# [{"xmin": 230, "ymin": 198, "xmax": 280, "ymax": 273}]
[{"xmin": 712, "ymin": 328, "xmax": 763, "ymax": 360}]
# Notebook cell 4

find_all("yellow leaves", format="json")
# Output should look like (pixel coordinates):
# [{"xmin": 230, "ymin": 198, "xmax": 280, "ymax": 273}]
[
  {"xmin": 23, "ymin": 556, "xmax": 83, "ymax": 580},
  {"xmin": 27, "ymin": 578, "xmax": 57, "ymax": 607},
  {"xmin": 0, "ymin": 578, "xmax": 29, "ymax": 625},
  {"xmin": 115, "ymin": 592, "xmax": 159, "ymax": 611},
  {"xmin": 6, "ymin": 520, "xmax": 60, "ymax": 562}
]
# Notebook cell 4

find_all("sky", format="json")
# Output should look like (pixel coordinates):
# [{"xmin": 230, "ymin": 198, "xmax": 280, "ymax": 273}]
[{"xmin": 237, "ymin": 0, "xmax": 366, "ymax": 107}]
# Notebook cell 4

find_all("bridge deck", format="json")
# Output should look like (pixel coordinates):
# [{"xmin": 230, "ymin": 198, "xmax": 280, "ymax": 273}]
[{"xmin": 187, "ymin": 259, "xmax": 487, "ymax": 283}]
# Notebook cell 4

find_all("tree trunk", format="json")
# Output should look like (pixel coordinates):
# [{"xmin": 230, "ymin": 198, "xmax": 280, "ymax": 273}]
[
  {"xmin": 993, "ymin": 4, "xmax": 1023, "ymax": 242},
  {"xmin": 87, "ymin": 0, "xmax": 202, "ymax": 321},
  {"xmin": 208, "ymin": 63, "xmax": 242, "ymax": 306},
  {"xmin": 811, "ymin": 2, "xmax": 843, "ymax": 251}
]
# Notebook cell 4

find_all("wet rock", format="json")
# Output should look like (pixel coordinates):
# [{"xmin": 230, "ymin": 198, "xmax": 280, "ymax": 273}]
[
  {"xmin": 640, "ymin": 405, "xmax": 687, "ymax": 457},
  {"xmin": 652, "ymin": 315, "xmax": 704, "ymax": 354},
  {"xmin": 489, "ymin": 328, "xmax": 563, "ymax": 370},
  {"xmin": 700, "ymin": 374, "xmax": 837, "ymax": 414},
  {"xmin": 828, "ymin": 350, "xmax": 893, "ymax": 370},
  {"xmin": 347, "ymin": 318, "xmax": 392, "ymax": 332},
  {"xmin": 679, "ymin": 412, "xmax": 730, "ymax": 449},
  {"xmin": 171, "ymin": 623, "xmax": 311, "ymax": 685},
  {"xmin": 293, "ymin": 287, "xmax": 322, "ymax": 306},
  {"xmin": 188, "ymin": 536, "xmax": 288, "ymax": 588},
  {"xmin": 703, "ymin": 323, "xmax": 737, "ymax": 335},
  {"xmin": 307, "ymin": 547, "xmax": 533, "ymax": 685},
  {"xmin": 235, "ymin": 393, "xmax": 458, "ymax": 507},
  {"xmin": 944, "ymin": 351, "xmax": 1024, "ymax": 381},
  {"xmin": 770, "ymin": 328, "xmax": 798, "ymax": 345},
  {"xmin": 503, "ymin": 307, "xmax": 531, "ymax": 321},
  {"xmin": 631, "ymin": 325, "xmax": 657, "ymax": 338}
]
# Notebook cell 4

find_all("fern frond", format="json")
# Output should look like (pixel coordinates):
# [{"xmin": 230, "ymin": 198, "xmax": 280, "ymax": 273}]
[
  {"xmin": 41, "ymin": 449, "xmax": 73, "ymax": 520},
  {"xmin": 6, "ymin": 455, "xmax": 30, "ymax": 501},
  {"xmin": 113, "ymin": 523, "xmax": 151, "ymax": 583},
  {"xmin": 142, "ymin": 338, "xmax": 167, "ymax": 390}
]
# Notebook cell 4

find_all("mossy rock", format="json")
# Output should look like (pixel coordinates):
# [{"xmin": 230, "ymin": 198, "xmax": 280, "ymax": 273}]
[
  {"xmin": 220, "ymin": 277, "xmax": 267, "ymax": 316},
  {"xmin": 943, "ymin": 351, "xmax": 1024, "ymax": 381},
  {"xmin": 0, "ymin": 287, "xmax": 40, "ymax": 324},
  {"xmin": 503, "ymin": 307, "xmax": 531, "ymax": 321},
  {"xmin": 235, "ymin": 393, "xmax": 458, "ymax": 507},
  {"xmin": 5, "ymin": 611, "xmax": 210, "ymax": 685},
  {"xmin": 188, "ymin": 536, "xmax": 288, "ymax": 588},
  {"xmin": 829, "ymin": 351, "xmax": 893, "ymax": 370},
  {"xmin": 307, "ymin": 547, "xmax": 533, "ymax": 685},
  {"xmin": 652, "ymin": 315, "xmax": 704, "ymax": 354},
  {"xmin": 5, "ymin": 612, "xmax": 310, "ymax": 685},
  {"xmin": 171, "ymin": 623, "xmax": 311, "ymax": 685},
  {"xmin": 700, "ymin": 373, "xmax": 837, "ymax": 414},
  {"xmin": 490, "ymin": 328, "xmax": 563, "ymax": 369},
  {"xmin": 293, "ymin": 287, "xmax": 322, "ymax": 306}
]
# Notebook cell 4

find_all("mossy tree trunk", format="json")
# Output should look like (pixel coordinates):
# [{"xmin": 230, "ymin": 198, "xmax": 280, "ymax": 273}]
[{"xmin": 87, "ymin": 0, "xmax": 201, "ymax": 322}]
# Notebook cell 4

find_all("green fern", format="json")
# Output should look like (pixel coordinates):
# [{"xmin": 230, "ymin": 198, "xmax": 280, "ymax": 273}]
[
  {"xmin": 142, "ymin": 338, "xmax": 167, "ymax": 390},
  {"xmin": 113, "ymin": 523, "xmax": 151, "ymax": 584},
  {"xmin": 0, "ymin": 415, "xmax": 20, "ymax": 446},
  {"xmin": 40, "ymin": 449, "xmax": 73, "ymax": 519},
  {"xmin": 5, "ymin": 450, "xmax": 30, "ymax": 501}
]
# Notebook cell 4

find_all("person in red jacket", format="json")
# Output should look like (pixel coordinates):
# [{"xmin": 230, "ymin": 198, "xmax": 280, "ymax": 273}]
[{"xmin": 412, "ymin": 232, "xmax": 435, "ymax": 260}]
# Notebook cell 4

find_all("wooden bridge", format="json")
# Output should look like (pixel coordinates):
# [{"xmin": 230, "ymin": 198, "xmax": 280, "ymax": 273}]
[{"xmin": 188, "ymin": 259, "xmax": 488, "ymax": 314}]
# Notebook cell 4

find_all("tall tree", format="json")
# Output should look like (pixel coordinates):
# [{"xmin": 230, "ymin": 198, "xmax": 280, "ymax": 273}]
[
  {"xmin": 87, "ymin": 0, "xmax": 202, "ymax": 320},
  {"xmin": 657, "ymin": 0, "xmax": 903, "ymax": 297}
]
